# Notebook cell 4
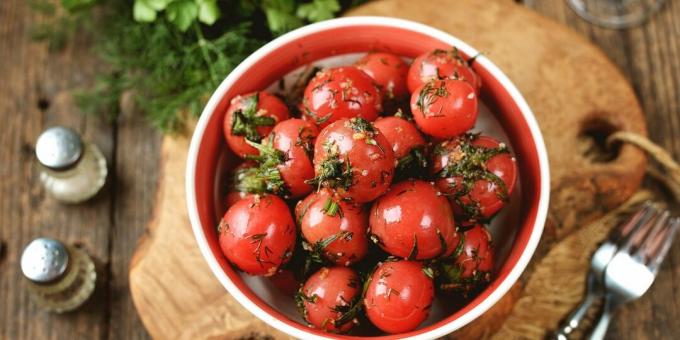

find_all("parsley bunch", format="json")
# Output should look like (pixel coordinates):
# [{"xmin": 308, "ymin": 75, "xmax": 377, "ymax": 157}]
[{"xmin": 33, "ymin": 0, "xmax": 363, "ymax": 132}]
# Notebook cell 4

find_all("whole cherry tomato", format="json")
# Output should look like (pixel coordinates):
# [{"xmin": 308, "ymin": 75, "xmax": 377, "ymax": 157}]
[
  {"xmin": 440, "ymin": 224, "xmax": 494, "ymax": 294},
  {"xmin": 240, "ymin": 119, "xmax": 318, "ymax": 199},
  {"xmin": 223, "ymin": 92, "xmax": 290, "ymax": 158},
  {"xmin": 297, "ymin": 189, "xmax": 368, "ymax": 266},
  {"xmin": 302, "ymin": 67, "xmax": 382, "ymax": 128},
  {"xmin": 218, "ymin": 194, "xmax": 296, "ymax": 276},
  {"xmin": 431, "ymin": 134, "xmax": 517, "ymax": 221},
  {"xmin": 364, "ymin": 260, "xmax": 434, "ymax": 334},
  {"xmin": 407, "ymin": 48, "xmax": 481, "ymax": 94},
  {"xmin": 355, "ymin": 52, "xmax": 409, "ymax": 100},
  {"xmin": 369, "ymin": 180, "xmax": 459, "ymax": 260},
  {"xmin": 311, "ymin": 118, "xmax": 395, "ymax": 203},
  {"xmin": 410, "ymin": 79, "xmax": 478, "ymax": 139},
  {"xmin": 374, "ymin": 116, "xmax": 428, "ymax": 179},
  {"xmin": 297, "ymin": 267, "xmax": 361, "ymax": 333}
]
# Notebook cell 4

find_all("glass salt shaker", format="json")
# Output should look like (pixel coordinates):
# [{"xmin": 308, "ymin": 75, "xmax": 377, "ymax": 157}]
[
  {"xmin": 20, "ymin": 238, "xmax": 97, "ymax": 313},
  {"xmin": 35, "ymin": 126, "xmax": 107, "ymax": 203}
]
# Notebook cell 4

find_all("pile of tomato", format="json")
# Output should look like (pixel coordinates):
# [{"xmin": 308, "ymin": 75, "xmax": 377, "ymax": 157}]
[{"xmin": 218, "ymin": 48, "xmax": 518, "ymax": 335}]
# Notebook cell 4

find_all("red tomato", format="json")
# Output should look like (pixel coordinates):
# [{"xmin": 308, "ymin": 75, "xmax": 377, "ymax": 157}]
[
  {"xmin": 355, "ymin": 52, "xmax": 409, "ymax": 100},
  {"xmin": 218, "ymin": 194, "xmax": 296, "ymax": 276},
  {"xmin": 431, "ymin": 135, "xmax": 517, "ymax": 221},
  {"xmin": 271, "ymin": 119, "xmax": 318, "ymax": 198},
  {"xmin": 373, "ymin": 116, "xmax": 428, "ymax": 178},
  {"xmin": 407, "ymin": 48, "xmax": 481, "ymax": 93},
  {"xmin": 297, "ymin": 267, "xmax": 361, "ymax": 333},
  {"xmin": 302, "ymin": 67, "xmax": 382, "ymax": 128},
  {"xmin": 369, "ymin": 180, "xmax": 459, "ymax": 260},
  {"xmin": 297, "ymin": 190, "xmax": 368, "ymax": 266},
  {"xmin": 364, "ymin": 260, "xmax": 434, "ymax": 334},
  {"xmin": 410, "ymin": 79, "xmax": 478, "ymax": 139},
  {"xmin": 269, "ymin": 269, "xmax": 300, "ymax": 296},
  {"xmin": 223, "ymin": 92, "xmax": 290, "ymax": 158},
  {"xmin": 241, "ymin": 119, "xmax": 318, "ymax": 199},
  {"xmin": 311, "ymin": 118, "xmax": 395, "ymax": 203},
  {"xmin": 373, "ymin": 116, "xmax": 426, "ymax": 160},
  {"xmin": 440, "ymin": 224, "xmax": 494, "ymax": 293}
]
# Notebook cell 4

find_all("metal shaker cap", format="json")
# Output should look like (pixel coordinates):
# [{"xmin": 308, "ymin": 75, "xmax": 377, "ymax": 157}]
[
  {"xmin": 36, "ymin": 126, "xmax": 83, "ymax": 170},
  {"xmin": 21, "ymin": 238, "xmax": 69, "ymax": 283}
]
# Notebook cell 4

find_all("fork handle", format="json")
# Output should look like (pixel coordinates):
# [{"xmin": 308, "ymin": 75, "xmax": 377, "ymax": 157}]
[
  {"xmin": 554, "ymin": 276, "xmax": 598, "ymax": 339},
  {"xmin": 588, "ymin": 293, "xmax": 617, "ymax": 340}
]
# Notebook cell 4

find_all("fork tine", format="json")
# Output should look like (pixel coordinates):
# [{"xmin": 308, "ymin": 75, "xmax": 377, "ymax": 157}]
[
  {"xmin": 616, "ymin": 203, "xmax": 659, "ymax": 252},
  {"xmin": 612, "ymin": 201, "xmax": 653, "ymax": 241},
  {"xmin": 646, "ymin": 218, "xmax": 679, "ymax": 274},
  {"xmin": 632, "ymin": 210, "xmax": 670, "ymax": 259}
]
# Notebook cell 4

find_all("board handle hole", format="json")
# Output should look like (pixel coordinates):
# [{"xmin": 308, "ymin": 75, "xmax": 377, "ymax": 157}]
[{"xmin": 578, "ymin": 117, "xmax": 621, "ymax": 163}]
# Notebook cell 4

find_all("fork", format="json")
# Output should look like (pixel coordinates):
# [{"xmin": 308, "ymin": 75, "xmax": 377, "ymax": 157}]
[
  {"xmin": 554, "ymin": 202, "xmax": 657, "ymax": 339},
  {"xmin": 588, "ymin": 212, "xmax": 679, "ymax": 340}
]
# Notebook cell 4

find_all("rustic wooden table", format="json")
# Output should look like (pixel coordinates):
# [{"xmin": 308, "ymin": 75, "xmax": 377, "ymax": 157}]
[{"xmin": 0, "ymin": 0, "xmax": 678, "ymax": 339}]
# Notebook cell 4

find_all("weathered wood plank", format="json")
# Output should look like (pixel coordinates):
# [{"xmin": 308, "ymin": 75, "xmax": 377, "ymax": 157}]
[
  {"xmin": 108, "ymin": 96, "xmax": 160, "ymax": 340},
  {"xmin": 1, "ymin": 0, "xmax": 678, "ymax": 339},
  {"xmin": 0, "ymin": 1, "xmax": 156, "ymax": 339},
  {"xmin": 524, "ymin": 1, "xmax": 680, "ymax": 339},
  {"xmin": 0, "ymin": 0, "xmax": 115, "ymax": 339}
]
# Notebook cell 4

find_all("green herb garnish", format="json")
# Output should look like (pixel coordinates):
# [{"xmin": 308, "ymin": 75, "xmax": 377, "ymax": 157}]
[
  {"xmin": 32, "ymin": 0, "xmax": 352, "ymax": 132},
  {"xmin": 434, "ymin": 134, "xmax": 510, "ymax": 222},
  {"xmin": 236, "ymin": 136, "xmax": 290, "ymax": 197}
]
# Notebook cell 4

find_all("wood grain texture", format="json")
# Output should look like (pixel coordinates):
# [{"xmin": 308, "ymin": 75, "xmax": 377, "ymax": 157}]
[
  {"xmin": 493, "ymin": 191, "xmax": 654, "ymax": 339},
  {"xmin": 129, "ymin": 134, "xmax": 291, "ymax": 340},
  {"xmin": 1, "ymin": 0, "xmax": 678, "ymax": 339},
  {"xmin": 127, "ymin": 0, "xmax": 652, "ymax": 339},
  {"xmin": 518, "ymin": 1, "xmax": 680, "ymax": 339},
  {"xmin": 0, "ymin": 1, "xmax": 158, "ymax": 339}
]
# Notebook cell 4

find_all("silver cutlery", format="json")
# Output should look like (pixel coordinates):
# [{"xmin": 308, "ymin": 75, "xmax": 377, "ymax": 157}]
[
  {"xmin": 588, "ymin": 211, "xmax": 678, "ymax": 340},
  {"xmin": 554, "ymin": 202, "xmax": 678, "ymax": 339}
]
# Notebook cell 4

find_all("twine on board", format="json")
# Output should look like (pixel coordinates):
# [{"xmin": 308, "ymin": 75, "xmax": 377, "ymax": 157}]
[{"xmin": 608, "ymin": 131, "xmax": 680, "ymax": 202}]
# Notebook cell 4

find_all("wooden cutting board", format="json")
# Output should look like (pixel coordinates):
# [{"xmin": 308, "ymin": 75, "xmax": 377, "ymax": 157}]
[{"xmin": 129, "ymin": 0, "xmax": 648, "ymax": 338}]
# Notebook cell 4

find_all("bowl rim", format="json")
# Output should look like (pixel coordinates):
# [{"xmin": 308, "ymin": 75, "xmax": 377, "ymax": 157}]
[{"xmin": 186, "ymin": 16, "xmax": 550, "ymax": 340}]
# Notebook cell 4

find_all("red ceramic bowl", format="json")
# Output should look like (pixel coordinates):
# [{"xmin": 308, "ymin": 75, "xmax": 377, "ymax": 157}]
[{"xmin": 187, "ymin": 17, "xmax": 550, "ymax": 339}]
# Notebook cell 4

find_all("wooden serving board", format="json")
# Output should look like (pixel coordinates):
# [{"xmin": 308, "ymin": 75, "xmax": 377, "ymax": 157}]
[{"xmin": 129, "ymin": 0, "xmax": 648, "ymax": 338}]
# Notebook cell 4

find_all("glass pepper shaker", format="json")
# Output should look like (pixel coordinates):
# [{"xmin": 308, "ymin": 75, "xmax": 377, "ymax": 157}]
[
  {"xmin": 35, "ymin": 126, "xmax": 107, "ymax": 203},
  {"xmin": 20, "ymin": 238, "xmax": 97, "ymax": 313}
]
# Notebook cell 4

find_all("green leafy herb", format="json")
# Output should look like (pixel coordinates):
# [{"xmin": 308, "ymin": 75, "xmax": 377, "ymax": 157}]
[
  {"xmin": 422, "ymin": 266, "xmax": 435, "ymax": 279},
  {"xmin": 294, "ymin": 124, "xmax": 316, "ymax": 159},
  {"xmin": 231, "ymin": 94, "xmax": 277, "ymax": 143},
  {"xmin": 302, "ymin": 230, "xmax": 353, "ymax": 271},
  {"xmin": 306, "ymin": 140, "xmax": 354, "ymax": 191},
  {"xmin": 295, "ymin": 289, "xmax": 319, "ymax": 322},
  {"xmin": 297, "ymin": 0, "xmax": 340, "ymax": 22},
  {"xmin": 236, "ymin": 136, "xmax": 290, "ymax": 197},
  {"xmin": 33, "ymin": 0, "xmax": 349, "ymax": 132},
  {"xmin": 415, "ymin": 80, "xmax": 449, "ymax": 114},
  {"xmin": 321, "ymin": 197, "xmax": 343, "ymax": 217},
  {"xmin": 247, "ymin": 232, "xmax": 275, "ymax": 267}
]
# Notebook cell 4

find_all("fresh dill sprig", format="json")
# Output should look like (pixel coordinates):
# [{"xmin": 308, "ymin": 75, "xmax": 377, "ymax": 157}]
[{"xmin": 32, "ymin": 0, "xmax": 349, "ymax": 132}]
